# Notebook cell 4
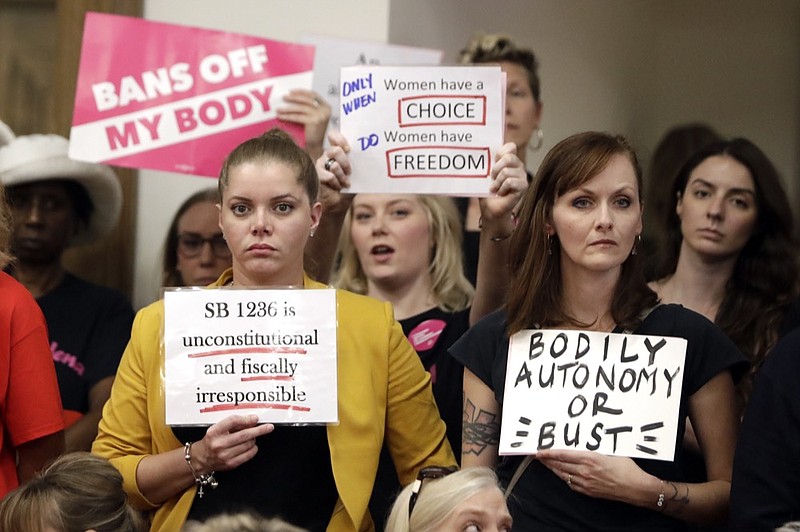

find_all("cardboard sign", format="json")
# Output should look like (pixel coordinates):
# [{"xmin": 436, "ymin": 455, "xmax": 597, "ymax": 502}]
[
  {"xmin": 500, "ymin": 329, "xmax": 686, "ymax": 461},
  {"xmin": 164, "ymin": 288, "xmax": 337, "ymax": 426},
  {"xmin": 339, "ymin": 65, "xmax": 504, "ymax": 195},
  {"xmin": 69, "ymin": 13, "xmax": 314, "ymax": 177},
  {"xmin": 301, "ymin": 34, "xmax": 443, "ymax": 131}
]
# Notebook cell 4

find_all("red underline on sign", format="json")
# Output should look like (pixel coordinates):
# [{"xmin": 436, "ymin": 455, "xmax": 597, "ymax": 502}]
[
  {"xmin": 199, "ymin": 403, "xmax": 311, "ymax": 413},
  {"xmin": 188, "ymin": 347, "xmax": 307, "ymax": 358},
  {"xmin": 240, "ymin": 376, "xmax": 294, "ymax": 382}
]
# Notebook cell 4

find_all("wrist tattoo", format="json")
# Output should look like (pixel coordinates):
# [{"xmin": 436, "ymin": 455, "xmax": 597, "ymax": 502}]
[{"xmin": 665, "ymin": 481, "xmax": 690, "ymax": 514}]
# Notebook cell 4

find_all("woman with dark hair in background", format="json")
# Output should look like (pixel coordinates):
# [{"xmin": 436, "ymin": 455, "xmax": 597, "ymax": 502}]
[
  {"xmin": 162, "ymin": 187, "xmax": 231, "ymax": 288},
  {"xmin": 642, "ymin": 123, "xmax": 723, "ymax": 275},
  {"xmin": 650, "ymin": 138, "xmax": 800, "ymax": 407}
]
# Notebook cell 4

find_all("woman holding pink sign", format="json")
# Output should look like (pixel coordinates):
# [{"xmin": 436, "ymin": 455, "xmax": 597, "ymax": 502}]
[
  {"xmin": 93, "ymin": 128, "xmax": 455, "ymax": 531},
  {"xmin": 451, "ymin": 132, "xmax": 747, "ymax": 530}
]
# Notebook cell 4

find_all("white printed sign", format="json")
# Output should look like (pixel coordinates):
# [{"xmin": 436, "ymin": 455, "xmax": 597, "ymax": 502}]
[
  {"xmin": 339, "ymin": 65, "xmax": 504, "ymax": 195},
  {"xmin": 164, "ymin": 288, "xmax": 337, "ymax": 426},
  {"xmin": 301, "ymin": 34, "xmax": 443, "ymax": 131},
  {"xmin": 500, "ymin": 329, "xmax": 686, "ymax": 461}
]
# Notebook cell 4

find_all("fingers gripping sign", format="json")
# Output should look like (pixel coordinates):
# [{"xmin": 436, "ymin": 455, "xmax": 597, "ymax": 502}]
[{"xmin": 192, "ymin": 414, "xmax": 275, "ymax": 475}]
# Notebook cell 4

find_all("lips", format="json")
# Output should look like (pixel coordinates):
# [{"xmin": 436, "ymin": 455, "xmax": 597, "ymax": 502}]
[
  {"xmin": 371, "ymin": 244, "xmax": 394, "ymax": 256},
  {"xmin": 12, "ymin": 237, "xmax": 46, "ymax": 251},
  {"xmin": 590, "ymin": 239, "xmax": 617, "ymax": 247},
  {"xmin": 246, "ymin": 243, "xmax": 276, "ymax": 256},
  {"xmin": 698, "ymin": 228, "xmax": 723, "ymax": 240}
]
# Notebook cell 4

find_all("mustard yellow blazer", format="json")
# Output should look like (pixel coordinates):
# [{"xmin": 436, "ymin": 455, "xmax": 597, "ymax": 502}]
[{"xmin": 93, "ymin": 271, "xmax": 455, "ymax": 531}]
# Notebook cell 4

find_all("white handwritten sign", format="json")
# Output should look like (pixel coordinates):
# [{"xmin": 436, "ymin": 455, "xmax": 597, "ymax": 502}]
[
  {"xmin": 500, "ymin": 329, "xmax": 686, "ymax": 461},
  {"xmin": 339, "ymin": 65, "xmax": 504, "ymax": 195},
  {"xmin": 164, "ymin": 288, "xmax": 337, "ymax": 426},
  {"xmin": 301, "ymin": 34, "xmax": 443, "ymax": 131}
]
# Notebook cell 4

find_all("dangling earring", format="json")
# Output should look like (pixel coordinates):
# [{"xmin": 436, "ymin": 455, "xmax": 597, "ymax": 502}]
[
  {"xmin": 547, "ymin": 234, "xmax": 553, "ymax": 256},
  {"xmin": 528, "ymin": 128, "xmax": 544, "ymax": 151},
  {"xmin": 631, "ymin": 234, "xmax": 641, "ymax": 255},
  {"xmin": 309, "ymin": 229, "xmax": 316, "ymax": 237}
]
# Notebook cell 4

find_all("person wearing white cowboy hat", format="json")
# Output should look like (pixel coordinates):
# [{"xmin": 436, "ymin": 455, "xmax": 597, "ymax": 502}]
[{"xmin": 0, "ymin": 121, "xmax": 135, "ymax": 453}]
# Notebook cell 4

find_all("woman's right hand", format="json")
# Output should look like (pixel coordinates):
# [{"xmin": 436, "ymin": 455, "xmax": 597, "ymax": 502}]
[
  {"xmin": 191, "ymin": 414, "xmax": 275, "ymax": 473},
  {"xmin": 315, "ymin": 130, "xmax": 354, "ymax": 215}
]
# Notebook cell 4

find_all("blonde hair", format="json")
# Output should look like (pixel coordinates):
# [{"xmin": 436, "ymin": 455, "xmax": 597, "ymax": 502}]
[
  {"xmin": 385, "ymin": 467, "xmax": 504, "ymax": 532},
  {"xmin": 0, "ymin": 452, "xmax": 145, "ymax": 532},
  {"xmin": 183, "ymin": 512, "xmax": 307, "ymax": 532},
  {"xmin": 335, "ymin": 195, "xmax": 474, "ymax": 312}
]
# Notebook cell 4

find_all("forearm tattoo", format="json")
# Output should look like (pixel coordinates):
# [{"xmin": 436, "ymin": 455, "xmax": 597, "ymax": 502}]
[{"xmin": 462, "ymin": 395, "xmax": 500, "ymax": 456}]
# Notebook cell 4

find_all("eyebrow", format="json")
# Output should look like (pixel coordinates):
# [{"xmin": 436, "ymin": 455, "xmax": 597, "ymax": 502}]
[
  {"xmin": 227, "ymin": 193, "xmax": 300, "ymax": 203},
  {"xmin": 689, "ymin": 178, "xmax": 756, "ymax": 196},
  {"xmin": 455, "ymin": 509, "xmax": 513, "ymax": 524},
  {"xmin": 570, "ymin": 184, "xmax": 636, "ymax": 196}
]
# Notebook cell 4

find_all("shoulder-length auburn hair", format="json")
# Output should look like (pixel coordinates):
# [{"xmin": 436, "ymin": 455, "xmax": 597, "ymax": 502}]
[
  {"xmin": 336, "ymin": 194, "xmax": 474, "ymax": 313},
  {"xmin": 506, "ymin": 131, "xmax": 658, "ymax": 336},
  {"xmin": 655, "ymin": 138, "xmax": 799, "ymax": 387}
]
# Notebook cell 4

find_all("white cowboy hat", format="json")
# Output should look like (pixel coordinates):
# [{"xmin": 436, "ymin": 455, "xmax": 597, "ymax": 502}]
[{"xmin": 0, "ymin": 121, "xmax": 122, "ymax": 246}]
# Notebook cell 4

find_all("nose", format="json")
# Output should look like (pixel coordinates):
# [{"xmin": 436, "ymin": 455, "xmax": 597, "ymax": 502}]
[
  {"xmin": 707, "ymin": 196, "xmax": 724, "ymax": 222},
  {"xmin": 251, "ymin": 208, "xmax": 273, "ymax": 235},
  {"xmin": 596, "ymin": 203, "xmax": 613, "ymax": 230},
  {"xmin": 371, "ymin": 214, "xmax": 388, "ymax": 236},
  {"xmin": 19, "ymin": 197, "xmax": 44, "ymax": 225},
  {"xmin": 198, "ymin": 240, "xmax": 215, "ymax": 265}
]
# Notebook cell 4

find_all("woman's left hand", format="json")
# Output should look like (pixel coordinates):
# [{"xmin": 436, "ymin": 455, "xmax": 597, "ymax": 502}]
[
  {"xmin": 536, "ymin": 449, "xmax": 651, "ymax": 503},
  {"xmin": 479, "ymin": 142, "xmax": 528, "ymax": 222},
  {"xmin": 277, "ymin": 89, "xmax": 331, "ymax": 160}
]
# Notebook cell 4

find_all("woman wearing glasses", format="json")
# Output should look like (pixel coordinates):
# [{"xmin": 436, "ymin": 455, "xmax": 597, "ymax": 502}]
[
  {"xmin": 162, "ymin": 188, "xmax": 232, "ymax": 287},
  {"xmin": 93, "ymin": 129, "xmax": 456, "ymax": 531},
  {"xmin": 451, "ymin": 132, "xmax": 746, "ymax": 530}
]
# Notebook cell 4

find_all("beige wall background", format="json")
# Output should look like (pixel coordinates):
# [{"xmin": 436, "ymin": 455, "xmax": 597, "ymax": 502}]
[{"xmin": 134, "ymin": 0, "xmax": 800, "ymax": 308}]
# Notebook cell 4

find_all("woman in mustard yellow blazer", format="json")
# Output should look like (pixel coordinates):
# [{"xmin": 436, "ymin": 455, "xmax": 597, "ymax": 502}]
[{"xmin": 92, "ymin": 129, "xmax": 455, "ymax": 532}]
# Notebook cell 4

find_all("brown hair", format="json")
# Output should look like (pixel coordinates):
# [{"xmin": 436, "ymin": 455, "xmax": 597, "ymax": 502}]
[
  {"xmin": 655, "ymin": 138, "xmax": 799, "ymax": 399},
  {"xmin": 0, "ymin": 452, "xmax": 145, "ymax": 532},
  {"xmin": 162, "ymin": 187, "xmax": 220, "ymax": 286},
  {"xmin": 506, "ymin": 131, "xmax": 658, "ymax": 335},
  {"xmin": 218, "ymin": 128, "xmax": 318, "ymax": 204}
]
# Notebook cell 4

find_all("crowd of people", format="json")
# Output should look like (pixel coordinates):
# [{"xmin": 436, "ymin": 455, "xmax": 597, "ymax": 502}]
[{"xmin": 1, "ymin": 30, "xmax": 799, "ymax": 532}]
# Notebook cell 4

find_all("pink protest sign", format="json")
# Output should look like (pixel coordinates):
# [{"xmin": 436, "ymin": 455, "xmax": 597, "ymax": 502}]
[{"xmin": 68, "ymin": 13, "xmax": 314, "ymax": 177}]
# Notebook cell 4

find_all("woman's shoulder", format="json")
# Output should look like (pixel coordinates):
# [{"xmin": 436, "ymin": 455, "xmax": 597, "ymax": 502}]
[{"xmin": 639, "ymin": 303, "xmax": 717, "ymax": 335}]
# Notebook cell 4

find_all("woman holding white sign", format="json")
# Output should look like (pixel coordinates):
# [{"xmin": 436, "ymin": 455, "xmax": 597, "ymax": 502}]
[
  {"xmin": 313, "ymin": 130, "xmax": 526, "ymax": 526},
  {"xmin": 451, "ymin": 131, "xmax": 746, "ymax": 530},
  {"xmin": 457, "ymin": 33, "xmax": 543, "ymax": 286},
  {"xmin": 93, "ymin": 128, "xmax": 455, "ymax": 532}
]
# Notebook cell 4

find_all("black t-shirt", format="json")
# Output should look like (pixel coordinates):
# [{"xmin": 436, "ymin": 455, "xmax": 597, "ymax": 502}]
[
  {"xmin": 369, "ymin": 307, "xmax": 470, "ymax": 529},
  {"xmin": 37, "ymin": 272, "xmax": 134, "ymax": 414},
  {"xmin": 172, "ymin": 424, "xmax": 337, "ymax": 531},
  {"xmin": 450, "ymin": 304, "xmax": 747, "ymax": 532},
  {"xmin": 729, "ymin": 328, "xmax": 800, "ymax": 530}
]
